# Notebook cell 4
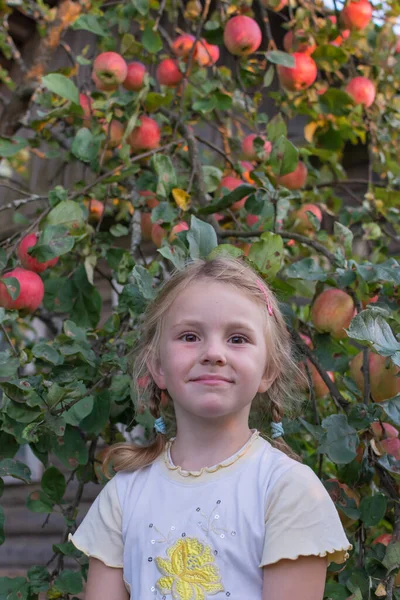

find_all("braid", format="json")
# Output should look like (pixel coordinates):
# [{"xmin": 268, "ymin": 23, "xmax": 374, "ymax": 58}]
[{"xmin": 268, "ymin": 397, "xmax": 303, "ymax": 463}]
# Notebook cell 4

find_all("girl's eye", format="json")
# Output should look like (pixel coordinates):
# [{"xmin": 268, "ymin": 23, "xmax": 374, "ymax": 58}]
[
  {"xmin": 179, "ymin": 334, "xmax": 248, "ymax": 344},
  {"xmin": 180, "ymin": 333, "xmax": 198, "ymax": 342}
]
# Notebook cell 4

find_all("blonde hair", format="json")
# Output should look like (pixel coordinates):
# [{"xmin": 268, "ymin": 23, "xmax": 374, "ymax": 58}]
[{"xmin": 102, "ymin": 255, "xmax": 305, "ymax": 477}]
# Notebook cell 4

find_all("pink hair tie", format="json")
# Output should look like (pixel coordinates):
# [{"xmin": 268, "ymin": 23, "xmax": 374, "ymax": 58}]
[{"xmin": 256, "ymin": 280, "xmax": 274, "ymax": 316}]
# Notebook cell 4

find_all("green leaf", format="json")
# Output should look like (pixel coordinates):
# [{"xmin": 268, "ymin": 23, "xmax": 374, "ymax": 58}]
[
  {"xmin": 208, "ymin": 244, "xmax": 244, "ymax": 260},
  {"xmin": 318, "ymin": 414, "xmax": 358, "ymax": 464},
  {"xmin": 132, "ymin": 265, "xmax": 156, "ymax": 300},
  {"xmin": 29, "ymin": 225, "xmax": 74, "ymax": 261},
  {"xmin": 312, "ymin": 44, "xmax": 348, "ymax": 69},
  {"xmin": 32, "ymin": 342, "xmax": 63, "ymax": 365},
  {"xmin": 71, "ymin": 14, "xmax": 108, "ymax": 36},
  {"xmin": 43, "ymin": 277, "xmax": 76, "ymax": 313},
  {"xmin": 80, "ymin": 390, "xmax": 110, "ymax": 435},
  {"xmin": 110, "ymin": 224, "xmax": 129, "ymax": 237},
  {"xmin": 151, "ymin": 154, "xmax": 177, "ymax": 198},
  {"xmin": 48, "ymin": 185, "xmax": 68, "ymax": 208},
  {"xmin": 266, "ymin": 114, "xmax": 287, "ymax": 142},
  {"xmin": 142, "ymin": 24, "xmax": 162, "ymax": 53},
  {"xmin": 0, "ymin": 136, "xmax": 28, "ymax": 158},
  {"xmin": 334, "ymin": 222, "xmax": 353, "ymax": 257},
  {"xmin": 359, "ymin": 494, "xmax": 387, "ymax": 527},
  {"xmin": 0, "ymin": 577, "xmax": 30, "ymax": 600},
  {"xmin": 0, "ymin": 458, "xmax": 31, "ymax": 482},
  {"xmin": 187, "ymin": 216, "xmax": 218, "ymax": 259},
  {"xmin": 0, "ymin": 276, "xmax": 20, "ymax": 300},
  {"xmin": 42, "ymin": 73, "xmax": 79, "ymax": 105},
  {"xmin": 71, "ymin": 127, "xmax": 100, "ymax": 164},
  {"xmin": 26, "ymin": 489, "xmax": 54, "ymax": 513},
  {"xmin": 151, "ymin": 202, "xmax": 179, "ymax": 224},
  {"xmin": 70, "ymin": 265, "xmax": 102, "ymax": 328},
  {"xmin": 323, "ymin": 582, "xmax": 350, "ymax": 600},
  {"xmin": 355, "ymin": 258, "xmax": 400, "ymax": 284},
  {"xmin": 285, "ymin": 258, "xmax": 327, "ymax": 281},
  {"xmin": 64, "ymin": 395, "xmax": 94, "ymax": 426},
  {"xmin": 0, "ymin": 432, "xmax": 19, "ymax": 459},
  {"xmin": 202, "ymin": 166, "xmax": 223, "ymax": 193},
  {"xmin": 382, "ymin": 541, "xmax": 400, "ymax": 572},
  {"xmin": 323, "ymin": 479, "xmax": 360, "ymax": 520},
  {"xmin": 266, "ymin": 50, "xmax": 295, "ymax": 68},
  {"xmin": 46, "ymin": 200, "xmax": 84, "ymax": 229},
  {"xmin": 346, "ymin": 309, "xmax": 400, "ymax": 366},
  {"xmin": 41, "ymin": 466, "xmax": 66, "ymax": 503},
  {"xmin": 198, "ymin": 184, "xmax": 255, "ymax": 215},
  {"xmin": 270, "ymin": 135, "xmax": 298, "ymax": 176},
  {"xmin": 380, "ymin": 395, "xmax": 400, "ymax": 426},
  {"xmin": 263, "ymin": 65, "xmax": 275, "ymax": 88},
  {"xmin": 0, "ymin": 249, "xmax": 6, "ymax": 271},
  {"xmin": 53, "ymin": 570, "xmax": 83, "ymax": 594},
  {"xmin": 0, "ymin": 351, "xmax": 19, "ymax": 378},
  {"xmin": 52, "ymin": 425, "xmax": 88, "ymax": 470},
  {"xmin": 247, "ymin": 232, "xmax": 284, "ymax": 281}
]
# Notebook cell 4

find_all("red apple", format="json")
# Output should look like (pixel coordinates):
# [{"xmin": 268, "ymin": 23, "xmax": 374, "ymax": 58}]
[
  {"xmin": 79, "ymin": 93, "xmax": 93, "ymax": 127},
  {"xmin": 283, "ymin": 30, "xmax": 317, "ymax": 55},
  {"xmin": 350, "ymin": 352, "xmax": 400, "ymax": 402},
  {"xmin": 328, "ymin": 16, "xmax": 350, "ymax": 46},
  {"xmin": 92, "ymin": 52, "xmax": 128, "ymax": 91},
  {"xmin": 139, "ymin": 190, "xmax": 159, "ymax": 209},
  {"xmin": 370, "ymin": 422, "xmax": 398, "ymax": 440},
  {"xmin": 151, "ymin": 223, "xmax": 167, "ymax": 248},
  {"xmin": 194, "ymin": 39, "xmax": 220, "ymax": 66},
  {"xmin": 223, "ymin": 16, "xmax": 262, "ymax": 56},
  {"xmin": 341, "ymin": 0, "xmax": 372, "ymax": 31},
  {"xmin": 84, "ymin": 199, "xmax": 104, "ymax": 222},
  {"xmin": 307, "ymin": 361, "xmax": 335, "ymax": 398},
  {"xmin": 278, "ymin": 52, "xmax": 318, "ymax": 91},
  {"xmin": 101, "ymin": 120, "xmax": 124, "ymax": 148},
  {"xmin": 379, "ymin": 438, "xmax": 400, "ymax": 460},
  {"xmin": 169, "ymin": 221, "xmax": 189, "ymax": 242},
  {"xmin": 396, "ymin": 36, "xmax": 400, "ymax": 53},
  {"xmin": 128, "ymin": 116, "xmax": 160, "ymax": 153},
  {"xmin": 0, "ymin": 268, "xmax": 44, "ymax": 312},
  {"xmin": 156, "ymin": 59, "xmax": 183, "ymax": 87},
  {"xmin": 246, "ymin": 214, "xmax": 261, "ymax": 228},
  {"xmin": 140, "ymin": 213, "xmax": 153, "ymax": 241},
  {"xmin": 293, "ymin": 203, "xmax": 322, "ymax": 234},
  {"xmin": 219, "ymin": 175, "xmax": 249, "ymax": 211},
  {"xmin": 311, "ymin": 289, "xmax": 355, "ymax": 339},
  {"xmin": 172, "ymin": 34, "xmax": 196, "ymax": 59},
  {"xmin": 277, "ymin": 162, "xmax": 308, "ymax": 190},
  {"xmin": 261, "ymin": 0, "xmax": 287, "ymax": 10},
  {"xmin": 242, "ymin": 134, "xmax": 272, "ymax": 162},
  {"xmin": 17, "ymin": 233, "xmax": 59, "ymax": 273},
  {"xmin": 345, "ymin": 76, "xmax": 375, "ymax": 108},
  {"xmin": 123, "ymin": 62, "xmax": 147, "ymax": 91}
]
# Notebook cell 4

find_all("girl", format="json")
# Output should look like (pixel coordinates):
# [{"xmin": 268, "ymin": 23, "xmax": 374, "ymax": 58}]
[{"xmin": 69, "ymin": 255, "xmax": 352, "ymax": 600}]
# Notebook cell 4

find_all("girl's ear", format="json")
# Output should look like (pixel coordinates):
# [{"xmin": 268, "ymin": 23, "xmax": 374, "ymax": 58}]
[
  {"xmin": 146, "ymin": 354, "xmax": 167, "ymax": 390},
  {"xmin": 258, "ymin": 366, "xmax": 278, "ymax": 394}
]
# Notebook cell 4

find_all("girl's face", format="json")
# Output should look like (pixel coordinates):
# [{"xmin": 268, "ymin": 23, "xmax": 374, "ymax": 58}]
[{"xmin": 148, "ymin": 280, "xmax": 275, "ymax": 425}]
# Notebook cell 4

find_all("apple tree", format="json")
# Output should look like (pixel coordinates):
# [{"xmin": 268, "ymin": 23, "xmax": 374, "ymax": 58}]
[{"xmin": 0, "ymin": 0, "xmax": 399, "ymax": 598}]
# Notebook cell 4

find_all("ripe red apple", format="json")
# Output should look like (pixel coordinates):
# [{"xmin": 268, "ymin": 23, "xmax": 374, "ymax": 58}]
[
  {"xmin": 311, "ymin": 289, "xmax": 355, "ymax": 339},
  {"xmin": 379, "ymin": 438, "xmax": 400, "ymax": 460},
  {"xmin": 396, "ymin": 36, "xmax": 400, "ymax": 53},
  {"xmin": 277, "ymin": 161, "xmax": 308, "ymax": 190},
  {"xmin": 261, "ymin": 0, "xmax": 287, "ymax": 10},
  {"xmin": 79, "ymin": 93, "xmax": 93, "ymax": 127},
  {"xmin": 242, "ymin": 134, "xmax": 272, "ymax": 162},
  {"xmin": 283, "ymin": 30, "xmax": 317, "ymax": 55},
  {"xmin": 277, "ymin": 52, "xmax": 318, "ymax": 91},
  {"xmin": 17, "ymin": 233, "xmax": 59, "ymax": 273},
  {"xmin": 84, "ymin": 199, "xmax": 105, "ymax": 222},
  {"xmin": 169, "ymin": 221, "xmax": 189, "ymax": 242},
  {"xmin": 139, "ymin": 190, "xmax": 159, "ymax": 209},
  {"xmin": 92, "ymin": 52, "xmax": 128, "ymax": 91},
  {"xmin": 345, "ymin": 76, "xmax": 375, "ymax": 108},
  {"xmin": 123, "ymin": 62, "xmax": 147, "ymax": 91},
  {"xmin": 141, "ymin": 213, "xmax": 153, "ymax": 241},
  {"xmin": 172, "ymin": 34, "xmax": 196, "ymax": 59},
  {"xmin": 328, "ymin": 16, "xmax": 350, "ymax": 46},
  {"xmin": 307, "ymin": 361, "xmax": 335, "ymax": 398},
  {"xmin": 219, "ymin": 175, "xmax": 249, "ymax": 211},
  {"xmin": 349, "ymin": 352, "xmax": 400, "ymax": 402},
  {"xmin": 223, "ymin": 16, "xmax": 262, "ymax": 56},
  {"xmin": 194, "ymin": 39, "xmax": 220, "ymax": 66},
  {"xmin": 0, "ymin": 268, "xmax": 44, "ymax": 312},
  {"xmin": 246, "ymin": 214, "xmax": 261, "ymax": 228},
  {"xmin": 151, "ymin": 223, "xmax": 167, "ymax": 248},
  {"xmin": 128, "ymin": 116, "xmax": 160, "ymax": 153},
  {"xmin": 101, "ymin": 119, "xmax": 124, "ymax": 148},
  {"xmin": 293, "ymin": 203, "xmax": 322, "ymax": 234},
  {"xmin": 156, "ymin": 59, "xmax": 183, "ymax": 87},
  {"xmin": 341, "ymin": 0, "xmax": 373, "ymax": 30},
  {"xmin": 370, "ymin": 422, "xmax": 398, "ymax": 440}
]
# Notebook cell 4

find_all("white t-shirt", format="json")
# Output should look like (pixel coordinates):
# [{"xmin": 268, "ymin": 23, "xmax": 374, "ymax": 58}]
[{"xmin": 69, "ymin": 430, "xmax": 352, "ymax": 599}]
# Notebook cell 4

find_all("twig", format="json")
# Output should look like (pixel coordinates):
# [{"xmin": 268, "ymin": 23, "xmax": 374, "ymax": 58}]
[
  {"xmin": 194, "ymin": 134, "xmax": 235, "ymax": 168},
  {"xmin": 1, "ymin": 324, "xmax": 18, "ymax": 356},
  {"xmin": 0, "ymin": 195, "xmax": 47, "ymax": 212}
]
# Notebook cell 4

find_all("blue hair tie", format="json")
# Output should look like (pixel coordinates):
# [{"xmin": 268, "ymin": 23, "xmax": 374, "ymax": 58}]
[
  {"xmin": 271, "ymin": 421, "xmax": 284, "ymax": 439},
  {"xmin": 154, "ymin": 416, "xmax": 166, "ymax": 434}
]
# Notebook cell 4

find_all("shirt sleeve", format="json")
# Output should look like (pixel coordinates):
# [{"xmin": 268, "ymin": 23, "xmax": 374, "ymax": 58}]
[
  {"xmin": 260, "ymin": 462, "xmax": 353, "ymax": 568},
  {"xmin": 68, "ymin": 474, "xmax": 123, "ymax": 568}
]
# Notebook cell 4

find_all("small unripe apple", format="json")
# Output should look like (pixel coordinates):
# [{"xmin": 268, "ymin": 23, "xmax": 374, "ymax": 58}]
[
  {"xmin": 261, "ymin": 0, "xmax": 287, "ymax": 10},
  {"xmin": 156, "ymin": 59, "xmax": 183, "ymax": 87},
  {"xmin": 169, "ymin": 221, "xmax": 189, "ymax": 242},
  {"xmin": 311, "ymin": 288, "xmax": 355, "ymax": 339},
  {"xmin": 0, "ymin": 267, "xmax": 44, "ymax": 312},
  {"xmin": 341, "ymin": 0, "xmax": 373, "ymax": 31},
  {"xmin": 293, "ymin": 203, "xmax": 322, "ymax": 234},
  {"xmin": 242, "ymin": 134, "xmax": 272, "ymax": 162},
  {"xmin": 283, "ymin": 30, "xmax": 317, "ymax": 55},
  {"xmin": 278, "ymin": 52, "xmax": 317, "ymax": 91},
  {"xmin": 219, "ymin": 175, "xmax": 249, "ymax": 211},
  {"xmin": 92, "ymin": 52, "xmax": 128, "ymax": 91},
  {"xmin": 151, "ymin": 223, "xmax": 167, "ymax": 248},
  {"xmin": 84, "ymin": 199, "xmax": 105, "ymax": 222},
  {"xmin": 128, "ymin": 116, "xmax": 161, "ymax": 153},
  {"xmin": 17, "ymin": 233, "xmax": 59, "ymax": 273},
  {"xmin": 223, "ymin": 16, "xmax": 262, "ymax": 56},
  {"xmin": 194, "ymin": 39, "xmax": 220, "ymax": 66},
  {"xmin": 349, "ymin": 352, "xmax": 400, "ymax": 402},
  {"xmin": 370, "ymin": 422, "xmax": 398, "ymax": 440},
  {"xmin": 328, "ymin": 16, "xmax": 350, "ymax": 46},
  {"xmin": 345, "ymin": 76, "xmax": 375, "ymax": 108},
  {"xmin": 172, "ymin": 34, "xmax": 196, "ymax": 59},
  {"xmin": 123, "ymin": 62, "xmax": 147, "ymax": 91},
  {"xmin": 277, "ymin": 162, "xmax": 308, "ymax": 190}
]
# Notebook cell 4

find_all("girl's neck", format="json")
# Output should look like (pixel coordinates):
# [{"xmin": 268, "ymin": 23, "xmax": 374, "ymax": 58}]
[{"xmin": 169, "ymin": 421, "xmax": 254, "ymax": 472}]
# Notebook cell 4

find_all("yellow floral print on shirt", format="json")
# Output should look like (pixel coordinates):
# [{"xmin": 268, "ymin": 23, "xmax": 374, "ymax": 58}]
[{"xmin": 155, "ymin": 537, "xmax": 224, "ymax": 599}]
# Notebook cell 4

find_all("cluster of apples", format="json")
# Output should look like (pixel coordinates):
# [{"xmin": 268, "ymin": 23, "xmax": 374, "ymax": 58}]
[{"xmin": 0, "ymin": 233, "xmax": 59, "ymax": 313}]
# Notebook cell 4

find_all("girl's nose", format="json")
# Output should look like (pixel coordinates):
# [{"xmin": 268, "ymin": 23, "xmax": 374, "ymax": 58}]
[{"xmin": 200, "ymin": 342, "xmax": 227, "ymax": 365}]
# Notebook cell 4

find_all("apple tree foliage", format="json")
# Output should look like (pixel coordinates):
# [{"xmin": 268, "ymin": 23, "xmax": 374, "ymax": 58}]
[{"xmin": 0, "ymin": 0, "xmax": 400, "ymax": 598}]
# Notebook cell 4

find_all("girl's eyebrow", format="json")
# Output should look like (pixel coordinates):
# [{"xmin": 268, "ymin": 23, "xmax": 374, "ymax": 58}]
[{"xmin": 171, "ymin": 319, "xmax": 256, "ymax": 333}]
